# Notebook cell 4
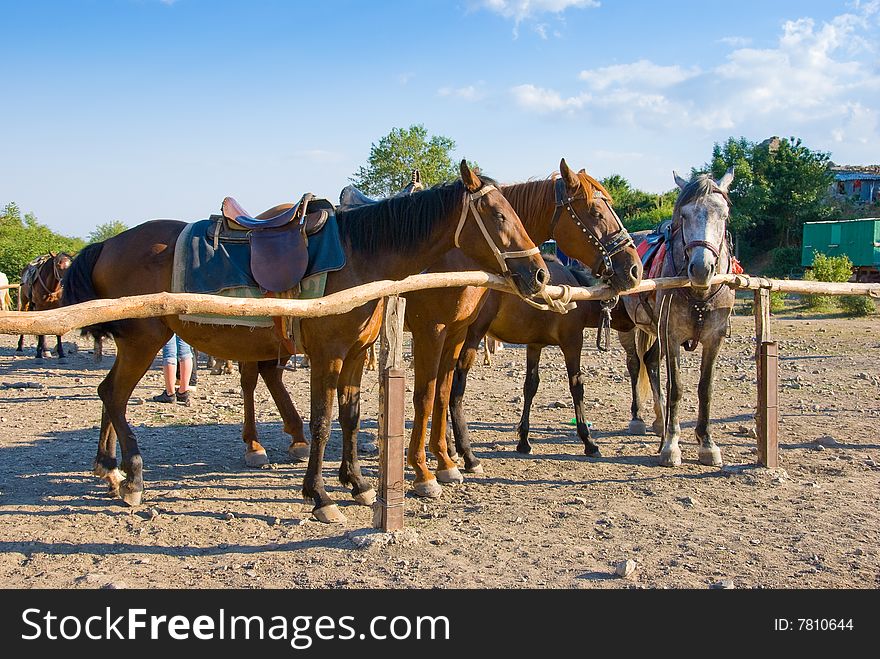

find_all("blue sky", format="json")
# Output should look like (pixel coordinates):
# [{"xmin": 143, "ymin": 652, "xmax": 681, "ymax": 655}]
[{"xmin": 2, "ymin": 0, "xmax": 878, "ymax": 237}]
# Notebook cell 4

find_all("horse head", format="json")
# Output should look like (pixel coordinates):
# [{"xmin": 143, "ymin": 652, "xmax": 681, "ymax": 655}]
[
  {"xmin": 672, "ymin": 167, "xmax": 734, "ymax": 289},
  {"xmin": 551, "ymin": 158, "xmax": 642, "ymax": 293},
  {"xmin": 457, "ymin": 160, "xmax": 549, "ymax": 298}
]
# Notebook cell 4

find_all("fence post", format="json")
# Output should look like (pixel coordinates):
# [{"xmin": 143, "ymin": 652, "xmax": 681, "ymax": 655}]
[
  {"xmin": 373, "ymin": 295, "xmax": 407, "ymax": 531},
  {"xmin": 757, "ymin": 341, "xmax": 779, "ymax": 467}
]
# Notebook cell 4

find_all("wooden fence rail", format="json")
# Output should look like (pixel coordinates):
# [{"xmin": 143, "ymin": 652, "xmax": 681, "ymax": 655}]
[{"xmin": 0, "ymin": 272, "xmax": 877, "ymax": 336}]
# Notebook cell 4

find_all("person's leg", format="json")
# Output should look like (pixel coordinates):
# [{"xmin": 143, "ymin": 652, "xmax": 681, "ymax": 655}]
[
  {"xmin": 175, "ymin": 337, "xmax": 193, "ymax": 399},
  {"xmin": 157, "ymin": 336, "xmax": 177, "ymax": 402}
]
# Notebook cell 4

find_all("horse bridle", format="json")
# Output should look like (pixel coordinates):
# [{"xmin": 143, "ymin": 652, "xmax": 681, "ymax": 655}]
[
  {"xmin": 548, "ymin": 176, "xmax": 634, "ymax": 282},
  {"xmin": 454, "ymin": 184, "xmax": 540, "ymax": 276},
  {"xmin": 548, "ymin": 176, "xmax": 634, "ymax": 349},
  {"xmin": 667, "ymin": 190, "xmax": 733, "ymax": 351},
  {"xmin": 33, "ymin": 254, "xmax": 67, "ymax": 303}
]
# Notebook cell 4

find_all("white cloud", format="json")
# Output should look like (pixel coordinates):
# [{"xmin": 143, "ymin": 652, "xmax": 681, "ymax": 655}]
[
  {"xmin": 510, "ymin": 84, "xmax": 590, "ymax": 113},
  {"xmin": 718, "ymin": 36, "xmax": 752, "ymax": 47},
  {"xmin": 511, "ymin": 4, "xmax": 880, "ymax": 148},
  {"xmin": 438, "ymin": 83, "xmax": 487, "ymax": 101},
  {"xmin": 579, "ymin": 59, "xmax": 700, "ymax": 90},
  {"xmin": 474, "ymin": 0, "xmax": 599, "ymax": 22}
]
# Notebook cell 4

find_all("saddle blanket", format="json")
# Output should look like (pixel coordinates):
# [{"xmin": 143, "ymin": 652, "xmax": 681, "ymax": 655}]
[
  {"xmin": 171, "ymin": 217, "xmax": 346, "ymax": 328},
  {"xmin": 637, "ymin": 232, "xmax": 743, "ymax": 280}
]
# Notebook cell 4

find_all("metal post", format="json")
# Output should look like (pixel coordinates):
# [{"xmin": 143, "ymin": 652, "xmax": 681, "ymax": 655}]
[
  {"xmin": 374, "ymin": 295, "xmax": 407, "ymax": 531},
  {"xmin": 757, "ymin": 341, "xmax": 779, "ymax": 468}
]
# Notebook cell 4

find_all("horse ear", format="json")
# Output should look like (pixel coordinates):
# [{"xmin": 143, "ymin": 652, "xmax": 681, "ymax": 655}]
[
  {"xmin": 673, "ymin": 171, "xmax": 689, "ymax": 190},
  {"xmin": 718, "ymin": 166, "xmax": 735, "ymax": 192},
  {"xmin": 460, "ymin": 160, "xmax": 481, "ymax": 192},
  {"xmin": 560, "ymin": 158, "xmax": 578, "ymax": 190}
]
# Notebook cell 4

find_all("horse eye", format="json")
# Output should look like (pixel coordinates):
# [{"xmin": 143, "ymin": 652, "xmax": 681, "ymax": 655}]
[{"xmin": 495, "ymin": 212, "xmax": 505, "ymax": 222}]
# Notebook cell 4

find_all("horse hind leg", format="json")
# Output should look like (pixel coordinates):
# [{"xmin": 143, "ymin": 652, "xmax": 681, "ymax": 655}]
[
  {"xmin": 239, "ymin": 361, "xmax": 268, "ymax": 467},
  {"xmin": 55, "ymin": 335, "xmax": 66, "ymax": 361},
  {"xmin": 257, "ymin": 359, "xmax": 309, "ymax": 462}
]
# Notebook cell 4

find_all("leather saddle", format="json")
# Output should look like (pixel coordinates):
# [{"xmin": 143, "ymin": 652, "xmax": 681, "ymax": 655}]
[
  {"xmin": 337, "ymin": 170, "xmax": 423, "ymax": 211},
  {"xmin": 212, "ymin": 194, "xmax": 334, "ymax": 293}
]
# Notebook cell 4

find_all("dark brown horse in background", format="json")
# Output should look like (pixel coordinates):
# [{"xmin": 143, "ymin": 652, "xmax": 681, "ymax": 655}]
[
  {"xmin": 403, "ymin": 161, "xmax": 642, "ymax": 496},
  {"xmin": 62, "ymin": 161, "xmax": 548, "ymax": 523},
  {"xmin": 449, "ymin": 256, "xmax": 635, "ymax": 458},
  {"xmin": 16, "ymin": 252, "xmax": 72, "ymax": 360}
]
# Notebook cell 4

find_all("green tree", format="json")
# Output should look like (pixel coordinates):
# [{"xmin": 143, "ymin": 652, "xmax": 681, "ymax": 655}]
[
  {"xmin": 700, "ymin": 136, "xmax": 833, "ymax": 255},
  {"xmin": 351, "ymin": 124, "xmax": 461, "ymax": 196},
  {"xmin": 88, "ymin": 220, "xmax": 128, "ymax": 243},
  {"xmin": 0, "ymin": 202, "xmax": 85, "ymax": 282},
  {"xmin": 601, "ymin": 174, "xmax": 678, "ymax": 232}
]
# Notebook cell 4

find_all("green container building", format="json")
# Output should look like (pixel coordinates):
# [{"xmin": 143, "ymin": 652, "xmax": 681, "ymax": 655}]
[{"xmin": 801, "ymin": 218, "xmax": 880, "ymax": 269}]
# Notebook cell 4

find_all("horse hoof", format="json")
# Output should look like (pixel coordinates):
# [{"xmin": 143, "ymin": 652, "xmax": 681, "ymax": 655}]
[
  {"xmin": 288, "ymin": 442, "xmax": 310, "ymax": 462},
  {"xmin": 245, "ymin": 449, "xmax": 269, "ymax": 468},
  {"xmin": 515, "ymin": 443, "xmax": 532, "ymax": 454},
  {"xmin": 119, "ymin": 482, "xmax": 143, "ymax": 507},
  {"xmin": 447, "ymin": 450, "xmax": 460, "ymax": 463},
  {"xmin": 353, "ymin": 489, "xmax": 376, "ymax": 506},
  {"xmin": 436, "ymin": 467, "xmax": 464, "ymax": 484},
  {"xmin": 628, "ymin": 419, "xmax": 647, "ymax": 435},
  {"xmin": 313, "ymin": 504, "xmax": 346, "ymax": 524},
  {"xmin": 584, "ymin": 446, "xmax": 602, "ymax": 458},
  {"xmin": 652, "ymin": 421, "xmax": 665, "ymax": 436},
  {"xmin": 698, "ymin": 446, "xmax": 723, "ymax": 467},
  {"xmin": 659, "ymin": 447, "xmax": 682, "ymax": 467},
  {"xmin": 413, "ymin": 479, "xmax": 442, "ymax": 498},
  {"xmin": 465, "ymin": 463, "xmax": 484, "ymax": 475}
]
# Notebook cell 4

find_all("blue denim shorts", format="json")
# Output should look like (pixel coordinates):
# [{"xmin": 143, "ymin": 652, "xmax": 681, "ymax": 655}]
[{"xmin": 162, "ymin": 335, "xmax": 193, "ymax": 365}]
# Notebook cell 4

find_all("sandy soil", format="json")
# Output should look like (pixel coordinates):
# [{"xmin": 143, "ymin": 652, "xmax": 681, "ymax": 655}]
[{"xmin": 0, "ymin": 310, "xmax": 878, "ymax": 589}]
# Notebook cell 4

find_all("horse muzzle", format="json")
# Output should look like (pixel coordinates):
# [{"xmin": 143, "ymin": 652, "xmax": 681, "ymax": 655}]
[
  {"xmin": 507, "ymin": 256, "xmax": 549, "ymax": 298},
  {"xmin": 687, "ymin": 247, "xmax": 717, "ymax": 289}
]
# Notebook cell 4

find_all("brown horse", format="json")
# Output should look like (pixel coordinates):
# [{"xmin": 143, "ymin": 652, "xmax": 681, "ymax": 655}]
[
  {"xmin": 403, "ymin": 160, "xmax": 642, "ymax": 496},
  {"xmin": 449, "ymin": 256, "xmax": 635, "ymax": 458},
  {"xmin": 620, "ymin": 169, "xmax": 736, "ymax": 467},
  {"xmin": 62, "ymin": 161, "xmax": 548, "ymax": 523},
  {"xmin": 16, "ymin": 252, "xmax": 73, "ymax": 360}
]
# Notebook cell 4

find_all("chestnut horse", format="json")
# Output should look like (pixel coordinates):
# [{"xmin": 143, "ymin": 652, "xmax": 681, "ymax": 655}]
[
  {"xmin": 619, "ymin": 169, "xmax": 736, "ymax": 467},
  {"xmin": 403, "ymin": 160, "xmax": 642, "ymax": 496},
  {"xmin": 62, "ymin": 162, "xmax": 548, "ymax": 523},
  {"xmin": 449, "ymin": 255, "xmax": 636, "ymax": 458},
  {"xmin": 16, "ymin": 252, "xmax": 73, "ymax": 360}
]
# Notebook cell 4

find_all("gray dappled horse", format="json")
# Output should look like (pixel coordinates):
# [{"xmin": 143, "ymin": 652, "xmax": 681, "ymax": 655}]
[{"xmin": 620, "ymin": 168, "xmax": 735, "ymax": 467}]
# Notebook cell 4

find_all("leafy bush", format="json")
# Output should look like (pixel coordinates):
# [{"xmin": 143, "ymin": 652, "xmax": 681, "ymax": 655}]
[
  {"xmin": 0, "ymin": 202, "xmax": 84, "ymax": 284},
  {"xmin": 839, "ymin": 295, "xmax": 876, "ymax": 317},
  {"xmin": 802, "ymin": 252, "xmax": 852, "ymax": 310},
  {"xmin": 770, "ymin": 291, "xmax": 787, "ymax": 313}
]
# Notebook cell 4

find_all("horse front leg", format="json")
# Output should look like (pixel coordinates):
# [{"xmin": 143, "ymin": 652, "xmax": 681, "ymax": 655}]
[
  {"xmin": 696, "ymin": 334, "xmax": 724, "ymax": 466},
  {"xmin": 620, "ymin": 330, "xmax": 647, "ymax": 435},
  {"xmin": 515, "ymin": 344, "xmax": 542, "ymax": 454},
  {"xmin": 93, "ymin": 361, "xmax": 124, "ymax": 495},
  {"xmin": 429, "ymin": 329, "xmax": 468, "ymax": 485},
  {"xmin": 337, "ymin": 349, "xmax": 375, "ymax": 506},
  {"xmin": 644, "ymin": 337, "xmax": 665, "ymax": 439},
  {"xmin": 659, "ymin": 334, "xmax": 683, "ymax": 467},
  {"xmin": 55, "ymin": 335, "xmax": 66, "ymax": 360},
  {"xmin": 407, "ymin": 328, "xmax": 444, "ymax": 498},
  {"xmin": 239, "ymin": 361, "xmax": 268, "ymax": 467},
  {"xmin": 257, "ymin": 359, "xmax": 309, "ymax": 461},
  {"xmin": 36, "ymin": 334, "xmax": 48, "ymax": 360},
  {"xmin": 302, "ymin": 354, "xmax": 345, "ymax": 523}
]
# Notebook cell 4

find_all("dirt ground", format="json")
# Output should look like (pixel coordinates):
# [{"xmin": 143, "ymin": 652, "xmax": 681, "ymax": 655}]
[{"xmin": 0, "ymin": 309, "xmax": 877, "ymax": 589}]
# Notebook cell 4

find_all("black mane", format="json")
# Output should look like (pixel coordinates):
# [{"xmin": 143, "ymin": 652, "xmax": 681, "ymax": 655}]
[{"xmin": 336, "ymin": 176, "xmax": 500, "ymax": 254}]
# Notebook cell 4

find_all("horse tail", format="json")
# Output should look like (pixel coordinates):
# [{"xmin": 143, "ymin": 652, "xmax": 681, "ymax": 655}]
[
  {"xmin": 635, "ymin": 328, "xmax": 655, "ymax": 404},
  {"xmin": 61, "ymin": 241, "xmax": 119, "ymax": 340}
]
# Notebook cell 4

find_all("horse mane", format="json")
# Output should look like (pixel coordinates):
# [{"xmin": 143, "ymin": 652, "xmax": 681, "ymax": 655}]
[
  {"xmin": 500, "ymin": 170, "xmax": 614, "ymax": 219},
  {"xmin": 335, "ymin": 177, "xmax": 498, "ymax": 254}
]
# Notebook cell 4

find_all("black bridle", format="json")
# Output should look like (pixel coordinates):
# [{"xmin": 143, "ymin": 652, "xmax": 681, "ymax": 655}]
[
  {"xmin": 548, "ymin": 176, "xmax": 634, "ymax": 282},
  {"xmin": 549, "ymin": 176, "xmax": 633, "ymax": 351}
]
